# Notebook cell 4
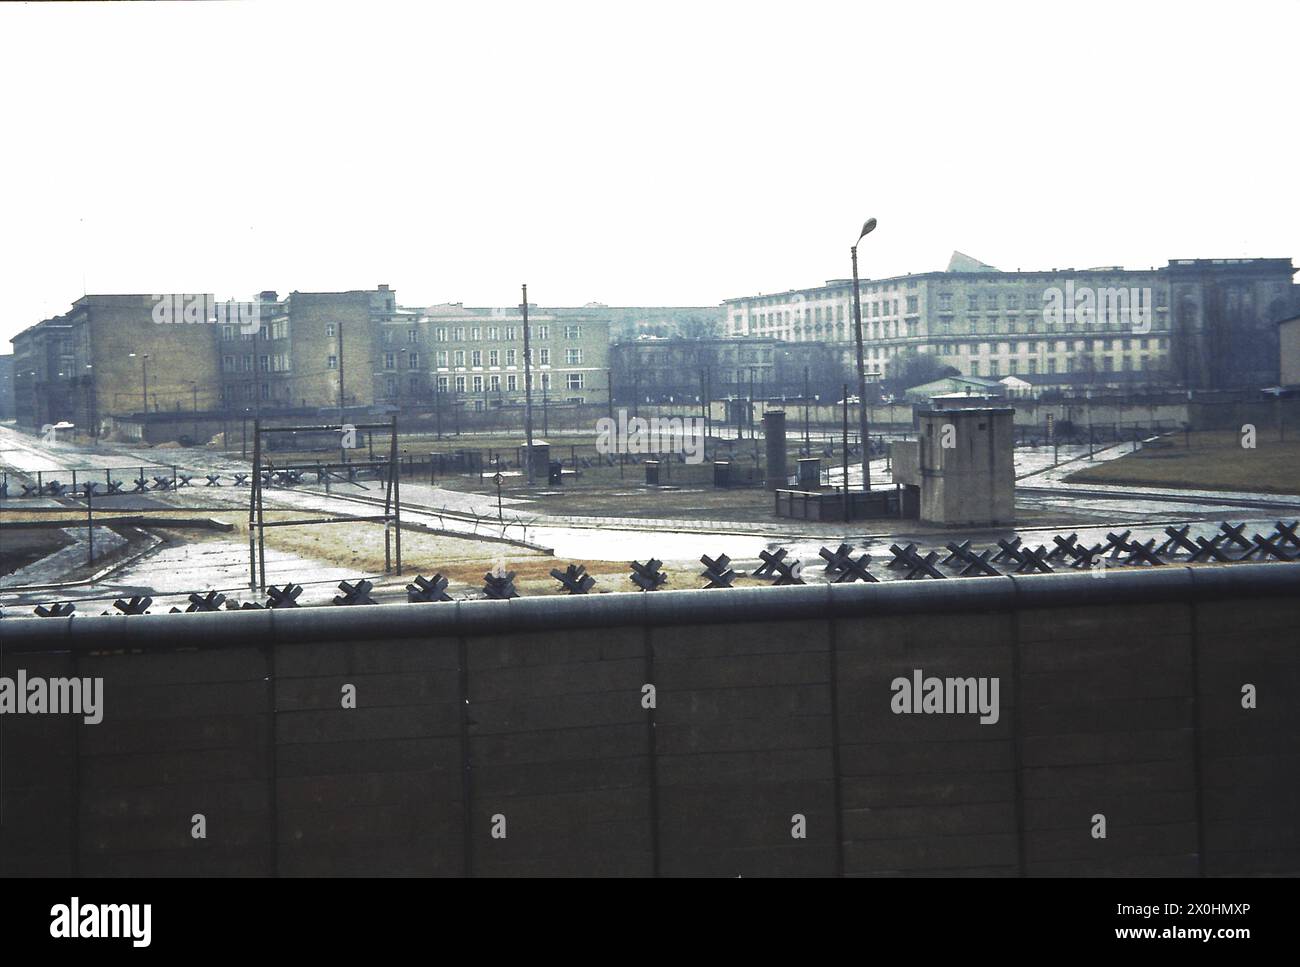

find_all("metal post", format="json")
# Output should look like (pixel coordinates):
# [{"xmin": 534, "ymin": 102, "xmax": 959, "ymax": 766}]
[
  {"xmin": 255, "ymin": 422, "xmax": 267, "ymax": 592},
  {"xmin": 248, "ymin": 423, "xmax": 259, "ymax": 590},
  {"xmin": 842, "ymin": 383, "xmax": 850, "ymax": 522},
  {"xmin": 86, "ymin": 483, "xmax": 94, "ymax": 565},
  {"xmin": 803, "ymin": 366, "xmax": 810, "ymax": 455},
  {"xmin": 521, "ymin": 284, "xmax": 535, "ymax": 486},
  {"xmin": 337, "ymin": 319, "xmax": 346, "ymax": 465},
  {"xmin": 851, "ymin": 245, "xmax": 871, "ymax": 490},
  {"xmin": 391, "ymin": 414, "xmax": 401, "ymax": 575}
]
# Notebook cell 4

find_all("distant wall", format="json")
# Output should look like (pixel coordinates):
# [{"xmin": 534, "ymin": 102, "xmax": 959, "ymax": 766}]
[{"xmin": 3, "ymin": 564, "xmax": 1297, "ymax": 876}]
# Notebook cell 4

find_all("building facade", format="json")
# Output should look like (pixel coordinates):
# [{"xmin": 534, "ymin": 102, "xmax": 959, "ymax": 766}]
[
  {"xmin": 722, "ymin": 254, "xmax": 1299, "ymax": 392},
  {"xmin": 409, "ymin": 304, "xmax": 610, "ymax": 409},
  {"xmin": 1280, "ymin": 314, "xmax": 1300, "ymax": 389},
  {"xmin": 609, "ymin": 337, "xmax": 839, "ymax": 404},
  {"xmin": 11, "ymin": 294, "xmax": 223, "ymax": 431},
  {"xmin": 0, "ymin": 354, "xmax": 13, "ymax": 421}
]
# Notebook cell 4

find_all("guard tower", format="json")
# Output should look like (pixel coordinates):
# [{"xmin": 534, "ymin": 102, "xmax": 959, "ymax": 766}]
[{"xmin": 913, "ymin": 406, "xmax": 1015, "ymax": 527}]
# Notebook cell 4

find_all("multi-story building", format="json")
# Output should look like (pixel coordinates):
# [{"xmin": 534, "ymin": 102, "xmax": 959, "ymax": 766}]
[
  {"xmin": 722, "ymin": 253, "xmax": 1299, "ymax": 392},
  {"xmin": 11, "ymin": 294, "xmax": 222, "ymax": 431},
  {"xmin": 0, "ymin": 354, "xmax": 13, "ymax": 421},
  {"xmin": 12, "ymin": 288, "xmax": 393, "ymax": 429},
  {"xmin": 407, "ymin": 304, "xmax": 610, "ymax": 409},
  {"xmin": 609, "ymin": 337, "xmax": 839, "ymax": 403}
]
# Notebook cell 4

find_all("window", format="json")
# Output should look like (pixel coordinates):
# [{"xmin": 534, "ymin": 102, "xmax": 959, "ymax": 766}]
[
  {"xmin": 222, "ymin": 325, "xmax": 235, "ymax": 341},
  {"xmin": 489, "ymin": 374, "xmax": 500, "ymax": 392},
  {"xmin": 386, "ymin": 377, "xmax": 396, "ymax": 395},
  {"xmin": 505, "ymin": 326, "xmax": 517, "ymax": 340},
  {"xmin": 455, "ymin": 375, "xmax": 466, "ymax": 392},
  {"xmin": 565, "ymin": 348, "xmax": 583, "ymax": 364},
  {"xmin": 541, "ymin": 373, "xmax": 551, "ymax": 390},
  {"xmin": 436, "ymin": 350, "xmax": 448, "ymax": 367},
  {"xmin": 453, "ymin": 350, "xmax": 465, "ymax": 366},
  {"xmin": 470, "ymin": 327, "xmax": 481, "ymax": 340},
  {"xmin": 938, "ymin": 293, "xmax": 953, "ymax": 311},
  {"xmin": 471, "ymin": 350, "xmax": 482, "ymax": 366},
  {"xmin": 906, "ymin": 296, "xmax": 918, "ymax": 313},
  {"xmin": 409, "ymin": 375, "xmax": 420, "ymax": 392},
  {"xmin": 564, "ymin": 325, "xmax": 582, "ymax": 339},
  {"xmin": 242, "ymin": 355, "xmax": 253, "ymax": 372},
  {"xmin": 506, "ymin": 348, "xmax": 517, "ymax": 366},
  {"xmin": 452, "ymin": 327, "xmax": 465, "ymax": 341},
  {"xmin": 435, "ymin": 327, "xmax": 448, "ymax": 342},
  {"xmin": 539, "ymin": 348, "xmax": 550, "ymax": 365},
  {"xmin": 408, "ymin": 352, "xmax": 419, "ymax": 368},
  {"xmin": 566, "ymin": 372, "xmax": 584, "ymax": 390},
  {"xmin": 507, "ymin": 374, "xmax": 517, "ymax": 391},
  {"xmin": 437, "ymin": 376, "xmax": 449, "ymax": 392},
  {"xmin": 472, "ymin": 375, "xmax": 483, "ymax": 392},
  {"xmin": 531, "ymin": 325, "xmax": 549, "ymax": 340},
  {"xmin": 985, "ymin": 294, "xmax": 998, "ymax": 310},
  {"xmin": 222, "ymin": 355, "xmax": 235, "ymax": 372},
  {"xmin": 385, "ymin": 353, "xmax": 396, "ymax": 369},
  {"xmin": 487, "ymin": 326, "xmax": 498, "ymax": 340},
  {"xmin": 488, "ymin": 349, "xmax": 499, "ymax": 367},
  {"xmin": 408, "ymin": 329, "xmax": 417, "ymax": 344},
  {"xmin": 260, "ymin": 326, "xmax": 269, "ymax": 341}
]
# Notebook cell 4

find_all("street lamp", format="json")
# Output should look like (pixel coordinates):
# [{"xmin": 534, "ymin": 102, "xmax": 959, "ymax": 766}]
[
  {"xmin": 128, "ymin": 352, "xmax": 149, "ymax": 415},
  {"xmin": 850, "ymin": 217, "xmax": 877, "ymax": 490}
]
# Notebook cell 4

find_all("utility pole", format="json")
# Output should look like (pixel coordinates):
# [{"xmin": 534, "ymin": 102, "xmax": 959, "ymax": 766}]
[
  {"xmin": 337, "ymin": 319, "xmax": 346, "ymax": 464},
  {"xmin": 522, "ymin": 284, "xmax": 535, "ymax": 486}
]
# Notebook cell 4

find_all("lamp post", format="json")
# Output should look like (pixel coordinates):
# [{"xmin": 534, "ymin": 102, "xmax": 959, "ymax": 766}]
[{"xmin": 850, "ymin": 216, "xmax": 877, "ymax": 490}]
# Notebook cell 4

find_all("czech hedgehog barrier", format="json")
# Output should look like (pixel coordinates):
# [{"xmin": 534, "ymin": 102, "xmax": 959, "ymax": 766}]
[{"xmin": 2, "ymin": 563, "xmax": 1298, "ymax": 876}]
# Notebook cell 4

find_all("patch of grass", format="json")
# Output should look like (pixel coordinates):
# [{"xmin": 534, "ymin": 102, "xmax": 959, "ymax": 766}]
[{"xmin": 1064, "ymin": 430, "xmax": 1300, "ymax": 495}]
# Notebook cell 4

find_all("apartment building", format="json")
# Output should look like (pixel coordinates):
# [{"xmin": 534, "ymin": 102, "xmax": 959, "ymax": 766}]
[
  {"xmin": 722, "ymin": 253, "xmax": 1298, "ymax": 392},
  {"xmin": 11, "ymin": 294, "xmax": 222, "ymax": 431},
  {"xmin": 403, "ymin": 304, "xmax": 610, "ymax": 409},
  {"xmin": 12, "ymin": 288, "xmax": 392, "ymax": 429}
]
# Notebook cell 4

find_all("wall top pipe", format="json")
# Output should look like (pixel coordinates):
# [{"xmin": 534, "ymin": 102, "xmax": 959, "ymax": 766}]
[{"xmin": 3, "ymin": 563, "xmax": 1298, "ymax": 655}]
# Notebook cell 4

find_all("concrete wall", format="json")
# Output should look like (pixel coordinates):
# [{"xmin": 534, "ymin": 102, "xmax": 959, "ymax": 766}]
[
  {"xmin": 1282, "ymin": 319, "xmax": 1300, "ymax": 388},
  {"xmin": 2, "ymin": 564, "xmax": 1297, "ymax": 876}
]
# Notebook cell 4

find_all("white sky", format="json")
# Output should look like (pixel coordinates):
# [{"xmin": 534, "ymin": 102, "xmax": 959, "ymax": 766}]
[{"xmin": 2, "ymin": 0, "xmax": 1298, "ymax": 345}]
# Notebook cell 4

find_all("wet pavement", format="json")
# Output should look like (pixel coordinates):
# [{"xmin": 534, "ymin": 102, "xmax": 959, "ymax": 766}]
[{"xmin": 2, "ymin": 424, "xmax": 1297, "ymax": 612}]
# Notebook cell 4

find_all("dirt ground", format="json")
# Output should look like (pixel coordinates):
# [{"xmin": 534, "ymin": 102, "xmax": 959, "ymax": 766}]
[{"xmin": 1065, "ymin": 430, "xmax": 1300, "ymax": 495}]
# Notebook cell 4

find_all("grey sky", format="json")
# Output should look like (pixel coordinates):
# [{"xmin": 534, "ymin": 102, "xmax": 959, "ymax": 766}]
[{"xmin": 2, "ymin": 0, "xmax": 1297, "ymax": 345}]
